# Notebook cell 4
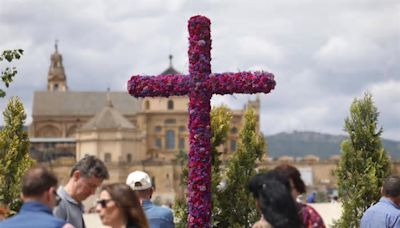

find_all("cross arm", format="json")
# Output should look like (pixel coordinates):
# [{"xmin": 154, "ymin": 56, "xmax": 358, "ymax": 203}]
[
  {"xmin": 208, "ymin": 71, "xmax": 276, "ymax": 95},
  {"xmin": 128, "ymin": 74, "xmax": 191, "ymax": 98}
]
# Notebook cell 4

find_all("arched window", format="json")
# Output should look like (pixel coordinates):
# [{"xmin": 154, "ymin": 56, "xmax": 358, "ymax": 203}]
[
  {"xmin": 145, "ymin": 100, "xmax": 150, "ymax": 110},
  {"xmin": 155, "ymin": 138, "xmax": 162, "ymax": 149},
  {"xmin": 179, "ymin": 126, "xmax": 186, "ymax": 132},
  {"xmin": 104, "ymin": 153, "xmax": 111, "ymax": 163},
  {"xmin": 179, "ymin": 138, "xmax": 185, "ymax": 150},
  {"xmin": 127, "ymin": 154, "xmax": 132, "ymax": 163},
  {"xmin": 66, "ymin": 125, "xmax": 77, "ymax": 137},
  {"xmin": 167, "ymin": 100, "xmax": 174, "ymax": 110},
  {"xmin": 166, "ymin": 130, "xmax": 175, "ymax": 150},
  {"xmin": 37, "ymin": 125, "xmax": 62, "ymax": 138}
]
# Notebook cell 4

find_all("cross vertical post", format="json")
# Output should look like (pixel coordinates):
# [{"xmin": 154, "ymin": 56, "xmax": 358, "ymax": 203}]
[{"xmin": 187, "ymin": 16, "xmax": 212, "ymax": 227}]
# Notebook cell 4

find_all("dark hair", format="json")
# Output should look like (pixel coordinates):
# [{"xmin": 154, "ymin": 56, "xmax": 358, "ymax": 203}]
[
  {"xmin": 22, "ymin": 166, "xmax": 58, "ymax": 197},
  {"xmin": 249, "ymin": 172, "xmax": 290, "ymax": 198},
  {"xmin": 248, "ymin": 171, "xmax": 302, "ymax": 228},
  {"xmin": 70, "ymin": 155, "xmax": 109, "ymax": 179},
  {"xmin": 383, "ymin": 175, "xmax": 400, "ymax": 197},
  {"xmin": 274, "ymin": 164, "xmax": 306, "ymax": 194},
  {"xmin": 101, "ymin": 183, "xmax": 149, "ymax": 228}
]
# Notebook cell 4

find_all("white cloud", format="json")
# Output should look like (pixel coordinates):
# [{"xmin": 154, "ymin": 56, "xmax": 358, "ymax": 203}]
[
  {"xmin": 315, "ymin": 36, "xmax": 384, "ymax": 65},
  {"xmin": 237, "ymin": 36, "xmax": 283, "ymax": 63},
  {"xmin": 369, "ymin": 80, "xmax": 400, "ymax": 140},
  {"xmin": 0, "ymin": 0, "xmax": 398, "ymax": 141}
]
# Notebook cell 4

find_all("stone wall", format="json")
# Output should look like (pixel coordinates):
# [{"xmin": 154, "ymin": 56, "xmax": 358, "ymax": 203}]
[{"xmin": 46, "ymin": 155, "xmax": 400, "ymax": 207}]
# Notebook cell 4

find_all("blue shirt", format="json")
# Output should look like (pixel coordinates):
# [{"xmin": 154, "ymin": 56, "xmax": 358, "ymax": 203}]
[
  {"xmin": 0, "ymin": 201, "xmax": 67, "ymax": 228},
  {"xmin": 307, "ymin": 193, "xmax": 316, "ymax": 203},
  {"xmin": 142, "ymin": 200, "xmax": 174, "ymax": 228},
  {"xmin": 361, "ymin": 197, "xmax": 400, "ymax": 228}
]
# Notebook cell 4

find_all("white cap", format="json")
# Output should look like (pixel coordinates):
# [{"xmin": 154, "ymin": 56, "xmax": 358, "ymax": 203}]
[{"xmin": 126, "ymin": 171, "xmax": 152, "ymax": 190}]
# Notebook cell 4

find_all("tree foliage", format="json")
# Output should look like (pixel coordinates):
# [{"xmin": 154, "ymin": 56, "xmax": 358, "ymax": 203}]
[
  {"xmin": 0, "ymin": 97, "xmax": 35, "ymax": 215},
  {"xmin": 174, "ymin": 106, "xmax": 232, "ymax": 227},
  {"xmin": 215, "ymin": 108, "xmax": 265, "ymax": 227},
  {"xmin": 335, "ymin": 93, "xmax": 390, "ymax": 227},
  {"xmin": 174, "ymin": 107, "xmax": 265, "ymax": 227},
  {"xmin": 210, "ymin": 106, "xmax": 232, "ymax": 227},
  {"xmin": 0, "ymin": 49, "xmax": 24, "ymax": 97},
  {"xmin": 173, "ymin": 149, "xmax": 189, "ymax": 228}
]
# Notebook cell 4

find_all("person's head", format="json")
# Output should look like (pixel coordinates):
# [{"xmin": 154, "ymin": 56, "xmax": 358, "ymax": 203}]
[
  {"xmin": 248, "ymin": 171, "xmax": 302, "ymax": 228},
  {"xmin": 382, "ymin": 175, "xmax": 400, "ymax": 206},
  {"xmin": 96, "ymin": 183, "xmax": 148, "ymax": 228},
  {"xmin": 274, "ymin": 164, "xmax": 306, "ymax": 199},
  {"xmin": 126, "ymin": 171, "xmax": 153, "ymax": 200},
  {"xmin": 67, "ymin": 155, "xmax": 109, "ymax": 202},
  {"xmin": 21, "ymin": 166, "xmax": 60, "ymax": 209}
]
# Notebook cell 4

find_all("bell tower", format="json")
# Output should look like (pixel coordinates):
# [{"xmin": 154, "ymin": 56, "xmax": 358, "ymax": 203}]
[{"xmin": 48, "ymin": 40, "xmax": 68, "ymax": 91}]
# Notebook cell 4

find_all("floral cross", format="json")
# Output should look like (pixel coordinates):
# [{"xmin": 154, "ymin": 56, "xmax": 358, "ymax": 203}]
[{"xmin": 128, "ymin": 15, "xmax": 276, "ymax": 227}]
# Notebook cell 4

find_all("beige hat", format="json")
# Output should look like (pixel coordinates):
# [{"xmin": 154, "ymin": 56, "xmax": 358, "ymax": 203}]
[{"xmin": 126, "ymin": 171, "xmax": 152, "ymax": 190}]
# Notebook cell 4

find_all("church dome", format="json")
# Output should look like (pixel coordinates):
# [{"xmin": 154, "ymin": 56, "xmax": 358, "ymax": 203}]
[
  {"xmin": 160, "ymin": 55, "xmax": 181, "ymax": 75},
  {"xmin": 80, "ymin": 93, "xmax": 134, "ymax": 130}
]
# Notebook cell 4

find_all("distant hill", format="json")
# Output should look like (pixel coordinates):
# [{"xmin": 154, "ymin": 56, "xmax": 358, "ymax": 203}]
[{"xmin": 266, "ymin": 131, "xmax": 400, "ymax": 159}]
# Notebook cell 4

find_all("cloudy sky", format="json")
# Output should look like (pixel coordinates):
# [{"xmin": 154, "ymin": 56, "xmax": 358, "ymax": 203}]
[{"xmin": 1, "ymin": 0, "xmax": 399, "ymax": 140}]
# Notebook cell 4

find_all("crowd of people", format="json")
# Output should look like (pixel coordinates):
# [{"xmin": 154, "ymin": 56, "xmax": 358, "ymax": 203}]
[
  {"xmin": 0, "ymin": 155, "xmax": 173, "ymax": 228},
  {"xmin": 0, "ymin": 155, "xmax": 399, "ymax": 228}
]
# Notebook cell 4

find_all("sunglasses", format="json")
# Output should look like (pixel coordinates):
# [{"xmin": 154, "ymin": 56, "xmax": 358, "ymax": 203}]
[{"xmin": 96, "ymin": 199, "xmax": 113, "ymax": 208}]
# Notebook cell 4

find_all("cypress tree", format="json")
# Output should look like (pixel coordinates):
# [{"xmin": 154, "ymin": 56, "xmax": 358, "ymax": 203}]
[
  {"xmin": 216, "ymin": 108, "xmax": 265, "ymax": 227},
  {"xmin": 0, "ymin": 97, "xmax": 35, "ymax": 215},
  {"xmin": 335, "ymin": 93, "xmax": 390, "ymax": 227}
]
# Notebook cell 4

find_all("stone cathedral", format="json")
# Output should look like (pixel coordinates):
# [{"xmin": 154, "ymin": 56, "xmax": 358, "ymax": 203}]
[{"xmin": 28, "ymin": 44, "xmax": 262, "ymax": 204}]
